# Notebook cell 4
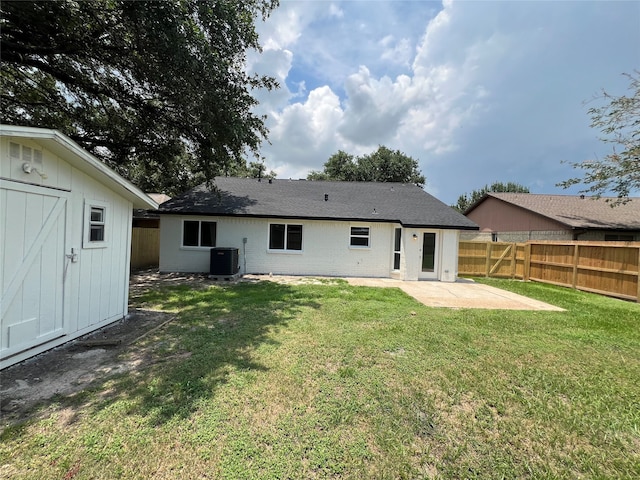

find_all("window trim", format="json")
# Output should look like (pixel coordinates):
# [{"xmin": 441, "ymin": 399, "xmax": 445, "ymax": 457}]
[
  {"xmin": 267, "ymin": 222, "xmax": 303, "ymax": 253},
  {"xmin": 181, "ymin": 219, "xmax": 217, "ymax": 249},
  {"xmin": 83, "ymin": 200, "xmax": 109, "ymax": 249},
  {"xmin": 393, "ymin": 228, "xmax": 402, "ymax": 270},
  {"xmin": 349, "ymin": 225, "xmax": 371, "ymax": 249}
]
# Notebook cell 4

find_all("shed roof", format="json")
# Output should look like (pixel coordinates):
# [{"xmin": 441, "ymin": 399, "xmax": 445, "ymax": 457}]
[
  {"xmin": 466, "ymin": 193, "xmax": 640, "ymax": 230},
  {"xmin": 159, "ymin": 177, "xmax": 478, "ymax": 230},
  {"xmin": 1, "ymin": 125, "xmax": 157, "ymax": 210}
]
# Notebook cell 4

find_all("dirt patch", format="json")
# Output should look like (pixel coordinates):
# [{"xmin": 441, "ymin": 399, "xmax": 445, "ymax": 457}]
[
  {"xmin": 0, "ymin": 308, "xmax": 175, "ymax": 429},
  {"xmin": 0, "ymin": 270, "xmax": 212, "ymax": 430}
]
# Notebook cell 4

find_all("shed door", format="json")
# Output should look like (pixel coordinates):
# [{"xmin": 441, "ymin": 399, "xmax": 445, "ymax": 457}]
[{"xmin": 1, "ymin": 180, "xmax": 70, "ymax": 360}]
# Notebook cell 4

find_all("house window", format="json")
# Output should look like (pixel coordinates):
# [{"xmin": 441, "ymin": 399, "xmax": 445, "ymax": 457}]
[
  {"xmin": 604, "ymin": 234, "xmax": 635, "ymax": 242},
  {"xmin": 269, "ymin": 223, "xmax": 302, "ymax": 251},
  {"xmin": 393, "ymin": 228, "xmax": 401, "ymax": 270},
  {"xmin": 83, "ymin": 200, "xmax": 109, "ymax": 248},
  {"xmin": 350, "ymin": 226, "xmax": 370, "ymax": 247},
  {"xmin": 89, "ymin": 207, "xmax": 105, "ymax": 241},
  {"xmin": 182, "ymin": 220, "xmax": 216, "ymax": 247}
]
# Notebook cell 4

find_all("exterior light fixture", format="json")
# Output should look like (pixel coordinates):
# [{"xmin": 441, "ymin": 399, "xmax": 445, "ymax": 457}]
[{"xmin": 22, "ymin": 162, "xmax": 48, "ymax": 179}]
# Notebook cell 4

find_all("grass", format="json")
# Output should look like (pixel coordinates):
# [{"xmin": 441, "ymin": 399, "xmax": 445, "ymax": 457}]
[{"xmin": 1, "ymin": 278, "xmax": 639, "ymax": 479}]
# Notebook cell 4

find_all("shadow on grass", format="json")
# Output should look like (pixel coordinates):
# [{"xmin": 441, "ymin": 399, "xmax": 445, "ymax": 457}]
[{"xmin": 60, "ymin": 281, "xmax": 320, "ymax": 427}]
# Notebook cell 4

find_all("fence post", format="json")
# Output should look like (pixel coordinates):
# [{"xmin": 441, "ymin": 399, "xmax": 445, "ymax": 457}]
[
  {"xmin": 523, "ymin": 243, "xmax": 531, "ymax": 281},
  {"xmin": 637, "ymin": 245, "xmax": 640, "ymax": 303},
  {"xmin": 572, "ymin": 244, "xmax": 580, "ymax": 289},
  {"xmin": 510, "ymin": 242, "xmax": 517, "ymax": 279}
]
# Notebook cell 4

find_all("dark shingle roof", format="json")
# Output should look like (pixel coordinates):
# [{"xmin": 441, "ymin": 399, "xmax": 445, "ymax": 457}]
[
  {"xmin": 469, "ymin": 193, "xmax": 640, "ymax": 230},
  {"xmin": 159, "ymin": 177, "xmax": 478, "ymax": 230}
]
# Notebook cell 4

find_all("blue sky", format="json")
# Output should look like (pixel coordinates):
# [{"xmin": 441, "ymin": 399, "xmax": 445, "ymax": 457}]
[{"xmin": 247, "ymin": 0, "xmax": 640, "ymax": 205}]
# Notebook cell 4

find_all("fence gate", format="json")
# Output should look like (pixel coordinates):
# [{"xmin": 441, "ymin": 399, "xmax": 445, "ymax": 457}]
[
  {"xmin": 458, "ymin": 241, "xmax": 520, "ymax": 279},
  {"xmin": 458, "ymin": 240, "xmax": 639, "ymax": 302}
]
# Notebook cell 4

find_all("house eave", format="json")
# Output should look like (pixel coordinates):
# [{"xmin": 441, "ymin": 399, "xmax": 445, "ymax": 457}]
[
  {"xmin": 403, "ymin": 224, "xmax": 479, "ymax": 230},
  {"xmin": 157, "ymin": 211, "xmax": 478, "ymax": 230}
]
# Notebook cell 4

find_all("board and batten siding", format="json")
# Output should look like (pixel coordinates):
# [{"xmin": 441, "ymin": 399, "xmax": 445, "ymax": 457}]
[
  {"xmin": 160, "ymin": 215, "xmax": 398, "ymax": 278},
  {"xmin": 1, "ymin": 135, "xmax": 134, "ymax": 368}
]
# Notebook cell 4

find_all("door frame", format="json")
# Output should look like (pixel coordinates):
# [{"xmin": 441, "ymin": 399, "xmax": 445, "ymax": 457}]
[{"xmin": 418, "ymin": 230, "xmax": 440, "ymax": 280}]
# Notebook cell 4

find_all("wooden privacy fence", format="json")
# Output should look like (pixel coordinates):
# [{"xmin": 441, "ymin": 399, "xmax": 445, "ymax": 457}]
[
  {"xmin": 458, "ymin": 241, "xmax": 640, "ymax": 302},
  {"xmin": 130, "ymin": 227, "xmax": 160, "ymax": 269}
]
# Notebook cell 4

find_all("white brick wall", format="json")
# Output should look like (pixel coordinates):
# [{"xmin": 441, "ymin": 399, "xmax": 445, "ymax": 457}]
[
  {"xmin": 160, "ymin": 216, "xmax": 395, "ymax": 277},
  {"xmin": 159, "ymin": 215, "xmax": 461, "ymax": 281}
]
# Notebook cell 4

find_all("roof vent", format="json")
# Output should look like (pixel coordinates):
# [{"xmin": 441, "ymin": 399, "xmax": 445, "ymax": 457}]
[
  {"xmin": 269, "ymin": 178, "xmax": 273, "ymax": 184},
  {"xmin": 580, "ymin": 194, "xmax": 585, "ymax": 199},
  {"xmin": 324, "ymin": 193, "xmax": 328, "ymax": 201}
]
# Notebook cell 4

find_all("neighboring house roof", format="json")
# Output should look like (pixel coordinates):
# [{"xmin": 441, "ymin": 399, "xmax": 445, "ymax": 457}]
[
  {"xmin": 134, "ymin": 193, "xmax": 171, "ymax": 219},
  {"xmin": 466, "ymin": 193, "xmax": 640, "ymax": 230},
  {"xmin": 1, "ymin": 124, "xmax": 158, "ymax": 210},
  {"xmin": 148, "ymin": 193, "xmax": 171, "ymax": 205},
  {"xmin": 159, "ymin": 177, "xmax": 478, "ymax": 230}
]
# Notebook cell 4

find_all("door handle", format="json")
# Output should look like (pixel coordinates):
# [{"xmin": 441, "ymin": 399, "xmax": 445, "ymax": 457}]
[{"xmin": 66, "ymin": 248, "xmax": 78, "ymax": 263}]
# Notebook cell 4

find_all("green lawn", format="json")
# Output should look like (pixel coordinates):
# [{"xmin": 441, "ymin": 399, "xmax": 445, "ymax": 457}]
[{"xmin": 1, "ymin": 278, "xmax": 639, "ymax": 479}]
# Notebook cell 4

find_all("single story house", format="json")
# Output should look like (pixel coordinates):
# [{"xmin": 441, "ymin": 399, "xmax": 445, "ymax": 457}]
[
  {"xmin": 1, "ymin": 125, "xmax": 157, "ymax": 369},
  {"xmin": 158, "ymin": 177, "xmax": 478, "ymax": 281},
  {"xmin": 462, "ymin": 193, "xmax": 640, "ymax": 242}
]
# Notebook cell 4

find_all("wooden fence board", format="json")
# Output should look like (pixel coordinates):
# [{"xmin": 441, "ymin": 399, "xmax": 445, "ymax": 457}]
[
  {"xmin": 458, "ymin": 240, "xmax": 639, "ymax": 302},
  {"xmin": 130, "ymin": 227, "xmax": 160, "ymax": 269}
]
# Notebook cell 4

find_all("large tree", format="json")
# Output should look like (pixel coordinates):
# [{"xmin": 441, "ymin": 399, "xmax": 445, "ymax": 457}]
[
  {"xmin": 1, "ymin": 0, "xmax": 278, "ymax": 194},
  {"xmin": 307, "ymin": 146, "xmax": 425, "ymax": 186},
  {"xmin": 558, "ymin": 72, "xmax": 640, "ymax": 204},
  {"xmin": 453, "ymin": 182, "xmax": 530, "ymax": 212},
  {"xmin": 231, "ymin": 161, "xmax": 276, "ymax": 180}
]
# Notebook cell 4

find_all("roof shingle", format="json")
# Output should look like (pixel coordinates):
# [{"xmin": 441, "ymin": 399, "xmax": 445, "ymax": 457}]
[
  {"xmin": 471, "ymin": 193, "xmax": 640, "ymax": 230},
  {"xmin": 159, "ymin": 177, "xmax": 478, "ymax": 230}
]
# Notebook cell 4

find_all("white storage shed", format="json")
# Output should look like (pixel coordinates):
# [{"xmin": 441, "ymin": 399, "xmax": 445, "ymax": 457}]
[{"xmin": 1, "ymin": 125, "xmax": 157, "ymax": 369}]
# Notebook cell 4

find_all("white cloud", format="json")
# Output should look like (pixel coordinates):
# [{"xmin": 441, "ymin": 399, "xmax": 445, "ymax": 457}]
[
  {"xmin": 267, "ymin": 86, "xmax": 345, "ymax": 173},
  {"xmin": 379, "ymin": 35, "xmax": 412, "ymax": 67},
  {"xmin": 248, "ymin": 47, "xmax": 295, "ymax": 113},
  {"xmin": 328, "ymin": 3, "xmax": 344, "ymax": 18},
  {"xmin": 338, "ymin": 67, "xmax": 419, "ymax": 145},
  {"xmin": 251, "ymin": 0, "xmax": 640, "ymax": 203}
]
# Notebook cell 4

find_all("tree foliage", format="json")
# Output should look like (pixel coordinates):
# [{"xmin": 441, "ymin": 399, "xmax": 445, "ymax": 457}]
[
  {"xmin": 307, "ymin": 146, "xmax": 425, "ymax": 186},
  {"xmin": 1, "ymin": 0, "xmax": 278, "ymax": 194},
  {"xmin": 231, "ymin": 161, "xmax": 277, "ymax": 179},
  {"xmin": 453, "ymin": 182, "xmax": 530, "ymax": 212},
  {"xmin": 558, "ymin": 72, "xmax": 640, "ymax": 204}
]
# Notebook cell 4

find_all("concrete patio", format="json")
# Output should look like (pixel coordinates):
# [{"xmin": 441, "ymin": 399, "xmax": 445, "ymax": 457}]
[{"xmin": 344, "ymin": 277, "xmax": 565, "ymax": 311}]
